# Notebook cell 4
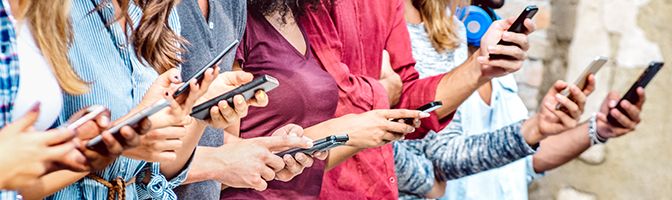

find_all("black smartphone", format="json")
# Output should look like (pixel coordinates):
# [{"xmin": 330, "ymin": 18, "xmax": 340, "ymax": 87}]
[
  {"xmin": 173, "ymin": 40, "xmax": 240, "ymax": 98},
  {"xmin": 275, "ymin": 135, "xmax": 349, "ymax": 157},
  {"xmin": 394, "ymin": 101, "xmax": 443, "ymax": 125},
  {"xmin": 63, "ymin": 105, "xmax": 108, "ymax": 130},
  {"xmin": 86, "ymin": 99, "xmax": 171, "ymax": 154},
  {"xmin": 489, "ymin": 5, "xmax": 538, "ymax": 60},
  {"xmin": 556, "ymin": 56, "xmax": 608, "ymax": 110},
  {"xmin": 607, "ymin": 61, "xmax": 664, "ymax": 127},
  {"xmin": 190, "ymin": 75, "xmax": 279, "ymax": 120}
]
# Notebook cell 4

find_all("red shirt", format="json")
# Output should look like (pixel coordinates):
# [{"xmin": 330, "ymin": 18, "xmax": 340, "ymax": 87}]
[{"xmin": 301, "ymin": 0, "xmax": 453, "ymax": 199}]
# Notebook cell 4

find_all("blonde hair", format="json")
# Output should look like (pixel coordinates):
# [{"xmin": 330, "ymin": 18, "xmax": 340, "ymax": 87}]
[
  {"xmin": 412, "ymin": 0, "xmax": 470, "ymax": 53},
  {"xmin": 17, "ymin": 0, "xmax": 89, "ymax": 95}
]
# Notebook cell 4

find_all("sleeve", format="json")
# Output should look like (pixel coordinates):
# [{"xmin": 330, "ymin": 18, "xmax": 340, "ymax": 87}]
[
  {"xmin": 301, "ymin": 3, "xmax": 391, "ymax": 116},
  {"xmin": 525, "ymin": 155, "xmax": 545, "ymax": 184},
  {"xmin": 384, "ymin": 0, "xmax": 452, "ymax": 139},
  {"xmin": 393, "ymin": 141, "xmax": 435, "ymax": 197},
  {"xmin": 136, "ymin": 154, "xmax": 194, "ymax": 200},
  {"xmin": 425, "ymin": 120, "xmax": 536, "ymax": 181}
]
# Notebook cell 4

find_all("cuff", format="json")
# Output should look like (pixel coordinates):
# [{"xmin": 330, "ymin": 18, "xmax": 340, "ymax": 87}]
[
  {"xmin": 525, "ymin": 155, "xmax": 544, "ymax": 184},
  {"xmin": 136, "ymin": 153, "xmax": 195, "ymax": 200}
]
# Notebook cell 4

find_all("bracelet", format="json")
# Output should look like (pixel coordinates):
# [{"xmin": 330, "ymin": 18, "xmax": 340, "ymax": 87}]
[{"xmin": 588, "ymin": 113, "xmax": 608, "ymax": 145}]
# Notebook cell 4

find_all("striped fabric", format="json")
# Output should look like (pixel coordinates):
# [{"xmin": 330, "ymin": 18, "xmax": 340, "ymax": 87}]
[
  {"xmin": 0, "ymin": 0, "xmax": 19, "ymax": 127},
  {"xmin": 45, "ymin": 0, "xmax": 188, "ymax": 199},
  {"xmin": 0, "ymin": 0, "xmax": 20, "ymax": 199}
]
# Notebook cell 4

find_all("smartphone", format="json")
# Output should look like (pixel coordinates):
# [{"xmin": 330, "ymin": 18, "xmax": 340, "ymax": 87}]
[
  {"xmin": 489, "ymin": 5, "xmax": 538, "ymax": 60},
  {"xmin": 190, "ymin": 75, "xmax": 280, "ymax": 120},
  {"xmin": 173, "ymin": 40, "xmax": 240, "ymax": 98},
  {"xmin": 556, "ymin": 56, "xmax": 608, "ymax": 109},
  {"xmin": 63, "ymin": 105, "xmax": 108, "ymax": 130},
  {"xmin": 607, "ymin": 61, "xmax": 664, "ymax": 127},
  {"xmin": 86, "ymin": 99, "xmax": 171, "ymax": 153},
  {"xmin": 275, "ymin": 135, "xmax": 349, "ymax": 157},
  {"xmin": 394, "ymin": 101, "xmax": 443, "ymax": 125}
]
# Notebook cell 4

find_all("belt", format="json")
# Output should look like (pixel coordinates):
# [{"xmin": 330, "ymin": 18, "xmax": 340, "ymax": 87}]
[{"xmin": 87, "ymin": 174, "xmax": 136, "ymax": 200}]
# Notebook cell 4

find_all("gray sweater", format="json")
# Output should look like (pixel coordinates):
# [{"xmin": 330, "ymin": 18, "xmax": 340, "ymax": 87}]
[{"xmin": 173, "ymin": 0, "xmax": 246, "ymax": 199}]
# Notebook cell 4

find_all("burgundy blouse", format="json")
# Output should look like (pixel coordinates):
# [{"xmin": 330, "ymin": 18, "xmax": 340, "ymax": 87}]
[{"xmin": 219, "ymin": 11, "xmax": 338, "ymax": 200}]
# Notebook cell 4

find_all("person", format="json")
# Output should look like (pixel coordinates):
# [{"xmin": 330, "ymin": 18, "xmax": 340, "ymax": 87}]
[
  {"xmin": 173, "ymin": 1, "xmax": 318, "ymax": 199},
  {"xmin": 394, "ymin": 0, "xmax": 648, "ymax": 199},
  {"xmin": 299, "ymin": 0, "xmax": 535, "ymax": 198},
  {"xmin": 0, "ymin": 0, "xmax": 139, "ymax": 198}
]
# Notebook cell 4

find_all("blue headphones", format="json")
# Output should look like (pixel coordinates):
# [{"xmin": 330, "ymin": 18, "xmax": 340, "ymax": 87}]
[{"xmin": 456, "ymin": 5, "xmax": 501, "ymax": 47}]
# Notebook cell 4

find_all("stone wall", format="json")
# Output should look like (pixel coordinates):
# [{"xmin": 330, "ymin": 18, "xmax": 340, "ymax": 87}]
[{"xmin": 497, "ymin": 0, "xmax": 672, "ymax": 199}]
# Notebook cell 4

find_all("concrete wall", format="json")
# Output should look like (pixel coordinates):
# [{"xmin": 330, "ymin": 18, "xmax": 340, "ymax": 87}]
[{"xmin": 498, "ymin": 0, "xmax": 672, "ymax": 199}]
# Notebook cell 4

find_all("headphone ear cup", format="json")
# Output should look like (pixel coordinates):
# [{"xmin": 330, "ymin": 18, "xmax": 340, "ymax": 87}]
[{"xmin": 458, "ymin": 5, "xmax": 494, "ymax": 47}]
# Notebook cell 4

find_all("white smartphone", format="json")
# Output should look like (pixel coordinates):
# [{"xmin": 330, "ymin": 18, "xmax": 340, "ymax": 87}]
[{"xmin": 556, "ymin": 56, "xmax": 608, "ymax": 109}]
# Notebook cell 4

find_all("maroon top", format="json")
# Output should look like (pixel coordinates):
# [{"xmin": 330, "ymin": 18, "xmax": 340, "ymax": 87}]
[{"xmin": 220, "ymin": 11, "xmax": 338, "ymax": 200}]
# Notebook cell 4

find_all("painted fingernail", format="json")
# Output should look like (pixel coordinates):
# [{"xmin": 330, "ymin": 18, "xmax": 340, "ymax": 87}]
[
  {"xmin": 29, "ymin": 102, "xmax": 41, "ymax": 112},
  {"xmin": 419, "ymin": 112, "xmax": 430, "ymax": 118},
  {"xmin": 237, "ymin": 97, "xmax": 244, "ymax": 104},
  {"xmin": 165, "ymin": 92, "xmax": 170, "ymax": 96},
  {"xmin": 609, "ymin": 100, "xmax": 618, "ymax": 108}
]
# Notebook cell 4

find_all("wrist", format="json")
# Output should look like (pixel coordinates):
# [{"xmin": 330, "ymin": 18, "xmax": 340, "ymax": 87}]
[
  {"xmin": 522, "ymin": 116, "xmax": 545, "ymax": 146},
  {"xmin": 589, "ymin": 113, "xmax": 608, "ymax": 145},
  {"xmin": 466, "ymin": 52, "xmax": 490, "ymax": 85}
]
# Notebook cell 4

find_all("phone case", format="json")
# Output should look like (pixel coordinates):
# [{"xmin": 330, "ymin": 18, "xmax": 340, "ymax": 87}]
[
  {"xmin": 275, "ymin": 135, "xmax": 349, "ymax": 157},
  {"xmin": 395, "ymin": 101, "xmax": 443, "ymax": 125},
  {"xmin": 191, "ymin": 75, "xmax": 279, "ymax": 120},
  {"xmin": 607, "ymin": 62, "xmax": 664, "ymax": 127},
  {"xmin": 173, "ymin": 40, "xmax": 240, "ymax": 98}
]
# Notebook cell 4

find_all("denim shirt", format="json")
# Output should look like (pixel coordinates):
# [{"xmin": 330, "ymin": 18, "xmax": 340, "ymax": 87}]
[
  {"xmin": 440, "ymin": 75, "xmax": 542, "ymax": 200},
  {"xmin": 46, "ymin": 1, "xmax": 188, "ymax": 199},
  {"xmin": 0, "ymin": 0, "xmax": 20, "ymax": 199}
]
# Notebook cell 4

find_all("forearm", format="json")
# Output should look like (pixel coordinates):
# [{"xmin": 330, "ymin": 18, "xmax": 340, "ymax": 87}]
[
  {"xmin": 433, "ymin": 53, "xmax": 487, "ymax": 118},
  {"xmin": 182, "ymin": 146, "xmax": 216, "ymax": 185},
  {"xmin": 304, "ymin": 121, "xmax": 362, "ymax": 170},
  {"xmin": 18, "ymin": 170, "xmax": 87, "ymax": 200},
  {"xmin": 533, "ymin": 123, "xmax": 591, "ymax": 173},
  {"xmin": 428, "ymin": 121, "xmax": 535, "ymax": 181},
  {"xmin": 160, "ymin": 120, "xmax": 207, "ymax": 179}
]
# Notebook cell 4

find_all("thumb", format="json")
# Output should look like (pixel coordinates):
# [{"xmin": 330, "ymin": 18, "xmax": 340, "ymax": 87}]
[
  {"xmin": 221, "ymin": 71, "xmax": 254, "ymax": 86},
  {"xmin": 158, "ymin": 68, "xmax": 181, "ymax": 87},
  {"xmin": 253, "ymin": 135, "xmax": 312, "ymax": 151},
  {"xmin": 5, "ymin": 102, "xmax": 41, "ymax": 133}
]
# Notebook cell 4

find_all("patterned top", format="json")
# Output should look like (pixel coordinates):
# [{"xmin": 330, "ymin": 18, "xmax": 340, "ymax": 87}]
[
  {"xmin": 0, "ymin": 0, "xmax": 20, "ymax": 199},
  {"xmin": 45, "ymin": 0, "xmax": 188, "ymax": 199},
  {"xmin": 406, "ymin": 18, "xmax": 469, "ymax": 79},
  {"xmin": 0, "ymin": 0, "xmax": 18, "ymax": 127}
]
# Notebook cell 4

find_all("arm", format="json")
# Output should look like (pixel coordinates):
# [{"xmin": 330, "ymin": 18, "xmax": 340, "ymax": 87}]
[
  {"xmin": 532, "ymin": 123, "xmax": 590, "ymax": 173},
  {"xmin": 18, "ymin": 171, "xmax": 87, "ymax": 200},
  {"xmin": 159, "ymin": 120, "xmax": 206, "ymax": 179}
]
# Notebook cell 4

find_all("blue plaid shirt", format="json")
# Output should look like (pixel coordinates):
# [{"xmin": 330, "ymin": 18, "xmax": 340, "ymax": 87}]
[{"xmin": 0, "ymin": 0, "xmax": 20, "ymax": 199}]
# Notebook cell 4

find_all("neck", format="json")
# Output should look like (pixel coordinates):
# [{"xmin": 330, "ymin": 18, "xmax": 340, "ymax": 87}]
[{"xmin": 404, "ymin": 0, "xmax": 422, "ymax": 24}]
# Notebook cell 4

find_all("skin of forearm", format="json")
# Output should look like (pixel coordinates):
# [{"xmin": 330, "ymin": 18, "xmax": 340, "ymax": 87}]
[
  {"xmin": 532, "ymin": 123, "xmax": 591, "ymax": 173},
  {"xmin": 18, "ymin": 171, "xmax": 87, "ymax": 200},
  {"xmin": 433, "ymin": 52, "xmax": 489, "ymax": 119},
  {"xmin": 182, "ymin": 146, "xmax": 217, "ymax": 185},
  {"xmin": 521, "ymin": 116, "xmax": 545, "ymax": 146},
  {"xmin": 160, "ymin": 120, "xmax": 207, "ymax": 179},
  {"xmin": 303, "ymin": 120, "xmax": 363, "ymax": 171}
]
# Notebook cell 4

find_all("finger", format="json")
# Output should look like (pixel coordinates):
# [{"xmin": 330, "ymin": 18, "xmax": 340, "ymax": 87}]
[
  {"xmin": 233, "ymin": 95, "xmax": 249, "ymax": 117},
  {"xmin": 635, "ymin": 87, "xmax": 646, "ymax": 108},
  {"xmin": 383, "ymin": 120, "xmax": 416, "ymax": 134},
  {"xmin": 312, "ymin": 151, "xmax": 329, "ymax": 160},
  {"xmin": 609, "ymin": 109, "xmax": 637, "ymax": 129},
  {"xmin": 147, "ymin": 127, "xmax": 187, "ymax": 140},
  {"xmin": 477, "ymin": 59, "xmax": 523, "ymax": 73},
  {"xmin": 272, "ymin": 124, "xmax": 304, "ymax": 137},
  {"xmin": 283, "ymin": 154, "xmax": 303, "ymax": 174},
  {"xmin": 523, "ymin": 18, "xmax": 537, "ymax": 34},
  {"xmin": 43, "ymin": 128, "xmax": 77, "ymax": 146},
  {"xmin": 251, "ymin": 90, "xmax": 269, "ymax": 107},
  {"xmin": 209, "ymin": 106, "xmax": 226, "ymax": 125},
  {"xmin": 254, "ymin": 135, "xmax": 313, "ymax": 150},
  {"xmin": 198, "ymin": 68, "xmax": 218, "ymax": 94},
  {"xmin": 567, "ymin": 85, "xmax": 587, "ymax": 112},
  {"xmin": 252, "ymin": 177, "xmax": 268, "ymax": 191},
  {"xmin": 120, "ymin": 126, "xmax": 141, "ymax": 147},
  {"xmin": 260, "ymin": 166, "xmax": 276, "ymax": 181},
  {"xmin": 555, "ymin": 93, "xmax": 581, "ymax": 119},
  {"xmin": 381, "ymin": 132, "xmax": 403, "ymax": 143},
  {"xmin": 620, "ymin": 101, "xmax": 642, "ymax": 123},
  {"xmin": 222, "ymin": 71, "xmax": 254, "ymax": 86},
  {"xmin": 6, "ymin": 102, "xmax": 41, "ymax": 133},
  {"xmin": 154, "ymin": 139, "xmax": 183, "ymax": 152},
  {"xmin": 44, "ymin": 141, "xmax": 77, "ymax": 159},
  {"xmin": 376, "ymin": 109, "xmax": 427, "ymax": 119},
  {"xmin": 183, "ymin": 79, "xmax": 202, "ymax": 109},
  {"xmin": 552, "ymin": 80, "xmax": 569, "ymax": 93},
  {"xmin": 500, "ymin": 32, "xmax": 529, "ymax": 51},
  {"xmin": 101, "ymin": 131, "xmax": 124, "ymax": 154},
  {"xmin": 543, "ymin": 101, "xmax": 576, "ymax": 126},
  {"xmin": 264, "ymin": 154, "xmax": 286, "ymax": 172},
  {"xmin": 294, "ymin": 153, "xmax": 314, "ymax": 168},
  {"xmin": 582, "ymin": 74, "xmax": 596, "ymax": 95}
]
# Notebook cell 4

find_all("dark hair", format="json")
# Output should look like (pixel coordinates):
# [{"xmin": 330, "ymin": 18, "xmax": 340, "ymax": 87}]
[{"xmin": 248, "ymin": 0, "xmax": 326, "ymax": 23}]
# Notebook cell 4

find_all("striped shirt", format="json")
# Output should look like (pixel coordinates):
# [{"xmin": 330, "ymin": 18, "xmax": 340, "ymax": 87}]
[{"xmin": 46, "ymin": 1, "xmax": 187, "ymax": 199}]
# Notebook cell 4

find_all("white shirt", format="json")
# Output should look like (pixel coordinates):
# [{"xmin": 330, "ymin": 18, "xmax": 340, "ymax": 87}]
[{"xmin": 11, "ymin": 21, "xmax": 63, "ymax": 131}]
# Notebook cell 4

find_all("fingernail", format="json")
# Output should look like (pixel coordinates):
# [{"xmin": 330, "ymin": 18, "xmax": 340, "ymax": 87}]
[
  {"xmin": 165, "ymin": 92, "xmax": 170, "ymax": 96},
  {"xmin": 609, "ymin": 100, "xmax": 618, "ymax": 108},
  {"xmin": 419, "ymin": 112, "xmax": 430, "ymax": 118},
  {"xmin": 100, "ymin": 116, "xmax": 110, "ymax": 127},
  {"xmin": 174, "ymin": 75, "xmax": 179, "ymax": 80},
  {"xmin": 477, "ymin": 56, "xmax": 488, "ymax": 63},
  {"xmin": 237, "ymin": 97, "xmax": 245, "ymax": 104},
  {"xmin": 488, "ymin": 46, "xmax": 496, "ymax": 51},
  {"xmin": 555, "ymin": 94, "xmax": 564, "ymax": 100},
  {"xmin": 29, "ymin": 102, "xmax": 41, "ymax": 112},
  {"xmin": 410, "ymin": 127, "xmax": 416, "ymax": 133}
]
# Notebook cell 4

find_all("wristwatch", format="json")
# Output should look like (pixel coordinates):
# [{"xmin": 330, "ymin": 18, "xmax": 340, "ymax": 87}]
[{"xmin": 588, "ymin": 113, "xmax": 608, "ymax": 145}]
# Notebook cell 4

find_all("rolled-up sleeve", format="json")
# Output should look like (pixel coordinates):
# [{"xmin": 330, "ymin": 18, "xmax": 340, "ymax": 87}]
[{"xmin": 136, "ymin": 154, "xmax": 194, "ymax": 200}]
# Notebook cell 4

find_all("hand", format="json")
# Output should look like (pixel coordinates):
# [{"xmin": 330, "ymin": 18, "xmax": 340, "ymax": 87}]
[
  {"xmin": 270, "ymin": 124, "xmax": 326, "ymax": 182},
  {"xmin": 193, "ymin": 135, "xmax": 312, "ymax": 191},
  {"xmin": 477, "ymin": 17, "xmax": 536, "ymax": 80},
  {"xmin": 122, "ymin": 126, "xmax": 187, "ymax": 162},
  {"xmin": 328, "ymin": 109, "xmax": 429, "ymax": 149},
  {"xmin": 201, "ymin": 71, "xmax": 269, "ymax": 129},
  {"xmin": 141, "ymin": 67, "xmax": 219, "ymax": 130},
  {"xmin": 0, "ymin": 107, "xmax": 80, "ymax": 189},
  {"xmin": 378, "ymin": 50, "xmax": 402, "ymax": 106},
  {"xmin": 596, "ymin": 89, "xmax": 645, "ymax": 138},
  {"xmin": 537, "ymin": 81, "xmax": 587, "ymax": 137}
]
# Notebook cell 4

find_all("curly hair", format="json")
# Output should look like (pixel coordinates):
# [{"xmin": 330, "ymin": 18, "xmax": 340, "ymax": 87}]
[{"xmin": 248, "ymin": 0, "xmax": 328, "ymax": 22}]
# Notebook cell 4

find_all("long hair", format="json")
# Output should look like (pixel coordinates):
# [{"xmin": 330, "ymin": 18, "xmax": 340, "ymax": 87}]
[
  {"xmin": 115, "ymin": 0, "xmax": 185, "ymax": 74},
  {"xmin": 18, "ymin": 0, "xmax": 89, "ymax": 95},
  {"xmin": 412, "ymin": 0, "xmax": 470, "ymax": 53}
]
